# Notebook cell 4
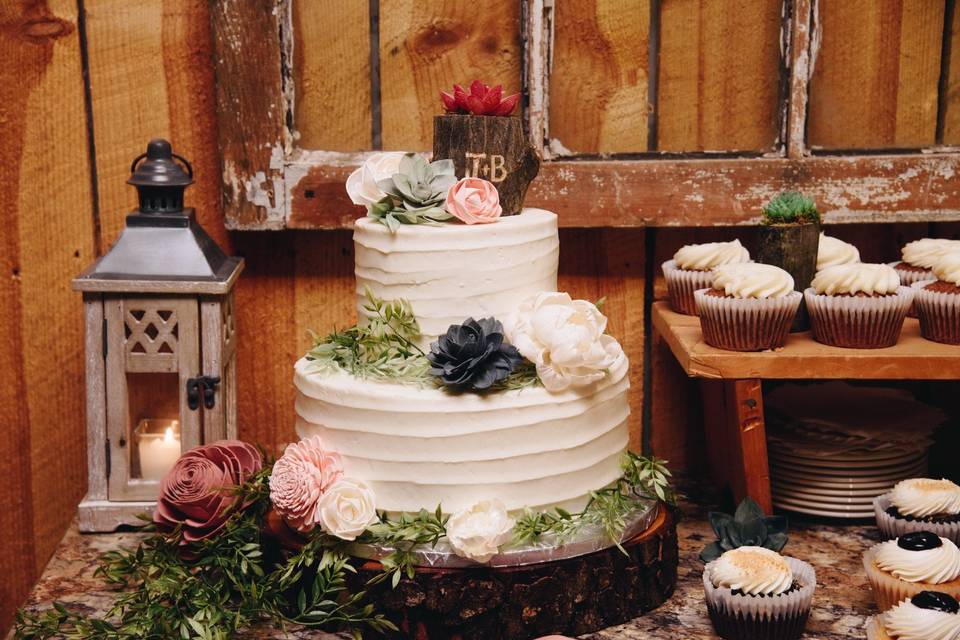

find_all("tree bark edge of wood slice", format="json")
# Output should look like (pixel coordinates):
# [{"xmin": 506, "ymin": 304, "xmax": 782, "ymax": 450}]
[
  {"xmin": 755, "ymin": 222, "xmax": 819, "ymax": 332},
  {"xmin": 347, "ymin": 506, "xmax": 679, "ymax": 640},
  {"xmin": 433, "ymin": 114, "xmax": 541, "ymax": 216}
]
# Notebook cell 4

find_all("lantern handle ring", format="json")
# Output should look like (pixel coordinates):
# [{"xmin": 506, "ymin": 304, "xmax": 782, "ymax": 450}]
[{"xmin": 129, "ymin": 152, "xmax": 194, "ymax": 178}]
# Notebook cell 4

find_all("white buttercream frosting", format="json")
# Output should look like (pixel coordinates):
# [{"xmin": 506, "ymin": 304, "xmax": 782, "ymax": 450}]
[
  {"xmin": 891, "ymin": 479, "xmax": 960, "ymax": 519},
  {"xmin": 354, "ymin": 208, "xmax": 559, "ymax": 344},
  {"xmin": 709, "ymin": 546, "xmax": 794, "ymax": 596},
  {"xmin": 902, "ymin": 239, "xmax": 960, "ymax": 269},
  {"xmin": 883, "ymin": 598, "xmax": 960, "ymax": 640},
  {"xmin": 673, "ymin": 239, "xmax": 750, "ymax": 270},
  {"xmin": 874, "ymin": 537, "xmax": 960, "ymax": 584},
  {"xmin": 811, "ymin": 263, "xmax": 901, "ymax": 295},
  {"xmin": 817, "ymin": 233, "xmax": 861, "ymax": 271},
  {"xmin": 932, "ymin": 252, "xmax": 960, "ymax": 286},
  {"xmin": 711, "ymin": 263, "xmax": 795, "ymax": 299}
]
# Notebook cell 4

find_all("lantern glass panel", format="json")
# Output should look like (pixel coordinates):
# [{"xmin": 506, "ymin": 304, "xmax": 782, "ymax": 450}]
[{"xmin": 127, "ymin": 372, "xmax": 181, "ymax": 481}]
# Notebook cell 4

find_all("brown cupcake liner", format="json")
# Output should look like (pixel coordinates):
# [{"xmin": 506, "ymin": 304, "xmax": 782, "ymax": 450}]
[
  {"xmin": 703, "ymin": 556, "xmax": 816, "ymax": 640},
  {"xmin": 863, "ymin": 544, "xmax": 960, "ymax": 611},
  {"xmin": 804, "ymin": 286, "xmax": 914, "ymax": 349},
  {"xmin": 695, "ymin": 289, "xmax": 802, "ymax": 352},
  {"xmin": 890, "ymin": 262, "xmax": 932, "ymax": 317},
  {"xmin": 662, "ymin": 260, "xmax": 713, "ymax": 316},
  {"xmin": 874, "ymin": 493, "xmax": 960, "ymax": 544},
  {"xmin": 913, "ymin": 281, "xmax": 960, "ymax": 345}
]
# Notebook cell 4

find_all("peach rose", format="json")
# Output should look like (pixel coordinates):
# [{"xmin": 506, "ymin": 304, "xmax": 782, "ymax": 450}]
[
  {"xmin": 445, "ymin": 177, "xmax": 502, "ymax": 224},
  {"xmin": 269, "ymin": 436, "xmax": 344, "ymax": 533}
]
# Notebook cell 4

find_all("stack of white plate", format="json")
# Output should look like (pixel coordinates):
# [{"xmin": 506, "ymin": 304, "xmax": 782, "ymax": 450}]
[{"xmin": 766, "ymin": 383, "xmax": 944, "ymax": 519}]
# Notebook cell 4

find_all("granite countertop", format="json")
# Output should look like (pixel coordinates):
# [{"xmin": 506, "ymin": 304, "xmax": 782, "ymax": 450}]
[{"xmin": 17, "ymin": 485, "xmax": 877, "ymax": 639}]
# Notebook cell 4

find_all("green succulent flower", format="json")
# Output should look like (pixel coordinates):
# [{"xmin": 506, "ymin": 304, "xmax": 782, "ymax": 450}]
[
  {"xmin": 761, "ymin": 191, "xmax": 820, "ymax": 225},
  {"xmin": 699, "ymin": 497, "xmax": 788, "ymax": 563},
  {"xmin": 369, "ymin": 153, "xmax": 456, "ymax": 232}
]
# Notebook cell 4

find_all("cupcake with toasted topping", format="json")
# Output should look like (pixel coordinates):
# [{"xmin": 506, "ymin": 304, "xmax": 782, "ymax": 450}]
[
  {"xmin": 892, "ymin": 239, "xmax": 960, "ymax": 286},
  {"xmin": 913, "ymin": 251, "xmax": 960, "ymax": 345},
  {"xmin": 866, "ymin": 591, "xmax": 960, "ymax": 640},
  {"xmin": 695, "ymin": 263, "xmax": 801, "ymax": 351},
  {"xmin": 864, "ymin": 531, "xmax": 960, "ymax": 611},
  {"xmin": 662, "ymin": 239, "xmax": 750, "ymax": 315},
  {"xmin": 805, "ymin": 263, "xmax": 914, "ymax": 348},
  {"xmin": 817, "ymin": 233, "xmax": 861, "ymax": 271},
  {"xmin": 876, "ymin": 479, "xmax": 960, "ymax": 544}
]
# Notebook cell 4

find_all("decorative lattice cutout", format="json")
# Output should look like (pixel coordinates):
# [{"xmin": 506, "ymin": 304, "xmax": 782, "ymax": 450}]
[{"xmin": 125, "ymin": 308, "xmax": 178, "ymax": 356}]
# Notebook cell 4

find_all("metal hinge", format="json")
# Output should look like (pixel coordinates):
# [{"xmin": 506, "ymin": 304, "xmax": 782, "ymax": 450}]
[{"xmin": 187, "ymin": 376, "xmax": 221, "ymax": 410}]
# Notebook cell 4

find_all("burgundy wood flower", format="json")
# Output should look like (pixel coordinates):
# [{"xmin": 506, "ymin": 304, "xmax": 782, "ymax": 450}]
[
  {"xmin": 153, "ymin": 440, "xmax": 263, "ymax": 544},
  {"xmin": 440, "ymin": 80, "xmax": 520, "ymax": 116}
]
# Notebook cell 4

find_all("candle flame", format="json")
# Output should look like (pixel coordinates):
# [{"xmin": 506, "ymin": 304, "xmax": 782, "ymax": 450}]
[{"xmin": 164, "ymin": 426, "xmax": 175, "ymax": 443}]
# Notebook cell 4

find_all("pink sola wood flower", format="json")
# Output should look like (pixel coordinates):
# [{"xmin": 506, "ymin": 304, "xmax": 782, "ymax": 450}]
[
  {"xmin": 268, "ymin": 436, "xmax": 344, "ymax": 533},
  {"xmin": 153, "ymin": 441, "xmax": 263, "ymax": 545},
  {"xmin": 445, "ymin": 177, "xmax": 502, "ymax": 224},
  {"xmin": 440, "ymin": 80, "xmax": 520, "ymax": 116}
]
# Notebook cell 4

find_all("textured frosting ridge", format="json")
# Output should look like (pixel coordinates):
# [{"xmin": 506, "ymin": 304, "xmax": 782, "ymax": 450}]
[
  {"xmin": 902, "ymin": 239, "xmax": 960, "ymax": 269},
  {"xmin": 884, "ymin": 599, "xmax": 960, "ymax": 640},
  {"xmin": 354, "ymin": 208, "xmax": 559, "ymax": 343},
  {"xmin": 874, "ymin": 537, "xmax": 960, "ymax": 584},
  {"xmin": 673, "ymin": 239, "xmax": 750, "ymax": 270},
  {"xmin": 709, "ymin": 546, "xmax": 794, "ymax": 596},
  {"xmin": 891, "ymin": 479, "xmax": 960, "ymax": 518},
  {"xmin": 711, "ymin": 263, "xmax": 795, "ymax": 299},
  {"xmin": 811, "ymin": 263, "xmax": 901, "ymax": 295},
  {"xmin": 294, "ymin": 356, "xmax": 630, "ymax": 514},
  {"xmin": 933, "ymin": 252, "xmax": 960, "ymax": 286},
  {"xmin": 817, "ymin": 233, "xmax": 860, "ymax": 271}
]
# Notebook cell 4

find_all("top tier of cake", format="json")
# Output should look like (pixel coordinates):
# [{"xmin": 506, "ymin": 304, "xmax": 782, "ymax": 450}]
[{"xmin": 354, "ymin": 208, "xmax": 559, "ymax": 343}]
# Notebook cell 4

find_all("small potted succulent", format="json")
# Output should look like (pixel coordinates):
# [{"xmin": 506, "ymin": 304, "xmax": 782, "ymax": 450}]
[
  {"xmin": 433, "ymin": 81, "xmax": 541, "ymax": 216},
  {"xmin": 756, "ymin": 192, "xmax": 821, "ymax": 331}
]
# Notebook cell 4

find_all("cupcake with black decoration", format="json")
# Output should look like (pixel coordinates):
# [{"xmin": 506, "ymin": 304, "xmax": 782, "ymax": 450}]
[
  {"xmin": 662, "ymin": 239, "xmax": 750, "ymax": 315},
  {"xmin": 913, "ymin": 251, "xmax": 960, "ymax": 345},
  {"xmin": 701, "ymin": 498, "xmax": 815, "ymax": 640},
  {"xmin": 866, "ymin": 590, "xmax": 960, "ymax": 640},
  {"xmin": 891, "ymin": 238, "xmax": 960, "ymax": 286},
  {"xmin": 875, "ymin": 478, "xmax": 960, "ymax": 545},
  {"xmin": 863, "ymin": 531, "xmax": 960, "ymax": 611}
]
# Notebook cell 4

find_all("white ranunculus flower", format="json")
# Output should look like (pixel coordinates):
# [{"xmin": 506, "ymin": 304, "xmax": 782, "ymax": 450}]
[
  {"xmin": 345, "ymin": 152, "xmax": 407, "ymax": 207},
  {"xmin": 317, "ymin": 478, "xmax": 378, "ymax": 541},
  {"xmin": 446, "ymin": 499, "xmax": 515, "ymax": 563},
  {"xmin": 503, "ymin": 292, "xmax": 625, "ymax": 393}
]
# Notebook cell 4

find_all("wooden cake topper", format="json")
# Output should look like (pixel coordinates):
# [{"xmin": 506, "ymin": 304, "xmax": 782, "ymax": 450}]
[{"xmin": 433, "ymin": 81, "xmax": 541, "ymax": 216}]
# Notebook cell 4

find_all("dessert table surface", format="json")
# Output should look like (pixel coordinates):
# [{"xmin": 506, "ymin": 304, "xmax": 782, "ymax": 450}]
[{"xmin": 16, "ymin": 483, "xmax": 877, "ymax": 639}]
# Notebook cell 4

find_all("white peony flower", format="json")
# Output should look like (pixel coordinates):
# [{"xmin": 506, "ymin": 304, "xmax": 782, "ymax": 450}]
[
  {"xmin": 503, "ymin": 292, "xmax": 625, "ymax": 392},
  {"xmin": 345, "ymin": 152, "xmax": 407, "ymax": 207},
  {"xmin": 316, "ymin": 478, "xmax": 378, "ymax": 541},
  {"xmin": 446, "ymin": 499, "xmax": 515, "ymax": 563}
]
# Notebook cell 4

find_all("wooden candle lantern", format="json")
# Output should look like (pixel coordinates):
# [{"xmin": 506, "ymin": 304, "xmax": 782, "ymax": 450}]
[{"xmin": 74, "ymin": 139, "xmax": 244, "ymax": 532}]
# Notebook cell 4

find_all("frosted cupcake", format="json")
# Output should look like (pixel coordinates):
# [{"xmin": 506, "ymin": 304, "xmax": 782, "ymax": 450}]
[
  {"xmin": 914, "ymin": 251, "xmax": 960, "ymax": 345},
  {"xmin": 703, "ymin": 546, "xmax": 815, "ymax": 640},
  {"xmin": 892, "ymin": 238, "xmax": 960, "ymax": 286},
  {"xmin": 805, "ymin": 263, "xmax": 913, "ymax": 348},
  {"xmin": 662, "ymin": 239, "xmax": 750, "ymax": 315},
  {"xmin": 866, "ymin": 591, "xmax": 960, "ymax": 640},
  {"xmin": 863, "ymin": 531, "xmax": 960, "ymax": 611},
  {"xmin": 817, "ymin": 233, "xmax": 860, "ymax": 271},
  {"xmin": 876, "ymin": 479, "xmax": 960, "ymax": 544},
  {"xmin": 695, "ymin": 263, "xmax": 801, "ymax": 351}
]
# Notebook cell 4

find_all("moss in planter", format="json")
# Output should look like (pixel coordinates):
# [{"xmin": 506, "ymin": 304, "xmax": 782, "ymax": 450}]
[{"xmin": 761, "ymin": 192, "xmax": 820, "ymax": 226}]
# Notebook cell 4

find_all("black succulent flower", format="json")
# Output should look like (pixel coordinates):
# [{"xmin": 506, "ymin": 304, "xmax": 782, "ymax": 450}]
[{"xmin": 428, "ymin": 317, "xmax": 523, "ymax": 391}]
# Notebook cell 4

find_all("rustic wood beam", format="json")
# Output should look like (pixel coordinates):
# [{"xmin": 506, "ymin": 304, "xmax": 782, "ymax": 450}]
[{"xmin": 785, "ymin": 0, "xmax": 814, "ymax": 158}]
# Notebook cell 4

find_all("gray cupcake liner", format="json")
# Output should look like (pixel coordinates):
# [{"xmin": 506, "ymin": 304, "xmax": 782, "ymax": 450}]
[
  {"xmin": 913, "ymin": 281, "xmax": 960, "ymax": 345},
  {"xmin": 804, "ymin": 286, "xmax": 914, "ymax": 349},
  {"xmin": 662, "ymin": 260, "xmax": 713, "ymax": 316},
  {"xmin": 874, "ymin": 492, "xmax": 960, "ymax": 544},
  {"xmin": 695, "ymin": 289, "xmax": 802, "ymax": 352}
]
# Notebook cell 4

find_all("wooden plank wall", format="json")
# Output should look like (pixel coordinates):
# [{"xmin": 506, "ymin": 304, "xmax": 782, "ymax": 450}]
[{"xmin": 2, "ymin": 0, "xmax": 959, "ymax": 633}]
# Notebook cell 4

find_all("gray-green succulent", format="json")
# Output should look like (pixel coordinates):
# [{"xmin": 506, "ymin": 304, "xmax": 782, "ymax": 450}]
[
  {"xmin": 369, "ymin": 153, "xmax": 456, "ymax": 231},
  {"xmin": 699, "ymin": 497, "xmax": 788, "ymax": 563}
]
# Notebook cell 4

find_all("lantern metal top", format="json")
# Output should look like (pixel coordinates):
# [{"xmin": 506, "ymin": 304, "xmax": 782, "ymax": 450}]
[{"xmin": 74, "ymin": 139, "xmax": 243, "ymax": 294}]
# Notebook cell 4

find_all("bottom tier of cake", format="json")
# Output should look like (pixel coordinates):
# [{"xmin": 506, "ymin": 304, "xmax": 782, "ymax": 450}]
[{"xmin": 294, "ymin": 355, "xmax": 630, "ymax": 514}]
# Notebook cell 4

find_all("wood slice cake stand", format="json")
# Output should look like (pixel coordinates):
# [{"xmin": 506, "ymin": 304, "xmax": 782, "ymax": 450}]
[{"xmin": 348, "ymin": 506, "xmax": 678, "ymax": 640}]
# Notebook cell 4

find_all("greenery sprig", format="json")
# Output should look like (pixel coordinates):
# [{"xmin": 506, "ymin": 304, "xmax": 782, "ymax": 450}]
[{"xmin": 362, "ymin": 507, "xmax": 450, "ymax": 587}]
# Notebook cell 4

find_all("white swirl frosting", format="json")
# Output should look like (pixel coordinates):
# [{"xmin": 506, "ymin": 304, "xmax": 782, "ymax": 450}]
[
  {"xmin": 817, "ymin": 233, "xmax": 861, "ymax": 271},
  {"xmin": 673, "ymin": 239, "xmax": 750, "ymax": 270},
  {"xmin": 902, "ymin": 239, "xmax": 960, "ymax": 269},
  {"xmin": 811, "ymin": 263, "xmax": 901, "ymax": 296},
  {"xmin": 711, "ymin": 263, "xmax": 796, "ymax": 299},
  {"xmin": 891, "ymin": 479, "xmax": 960, "ymax": 519},
  {"xmin": 883, "ymin": 599, "xmax": 960, "ymax": 640},
  {"xmin": 710, "ymin": 546, "xmax": 794, "ymax": 596},
  {"xmin": 932, "ymin": 252, "xmax": 960, "ymax": 286},
  {"xmin": 874, "ymin": 537, "xmax": 960, "ymax": 584}
]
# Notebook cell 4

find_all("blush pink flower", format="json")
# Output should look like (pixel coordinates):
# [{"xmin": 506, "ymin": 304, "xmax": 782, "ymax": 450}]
[
  {"xmin": 445, "ymin": 177, "xmax": 502, "ymax": 225},
  {"xmin": 269, "ymin": 436, "xmax": 344, "ymax": 533},
  {"xmin": 153, "ymin": 440, "xmax": 262, "ymax": 544}
]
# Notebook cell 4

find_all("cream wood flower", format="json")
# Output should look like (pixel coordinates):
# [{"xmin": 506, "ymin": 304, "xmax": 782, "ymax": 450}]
[
  {"xmin": 317, "ymin": 478, "xmax": 378, "ymax": 541},
  {"xmin": 345, "ymin": 152, "xmax": 407, "ymax": 207},
  {"xmin": 446, "ymin": 499, "xmax": 515, "ymax": 563}
]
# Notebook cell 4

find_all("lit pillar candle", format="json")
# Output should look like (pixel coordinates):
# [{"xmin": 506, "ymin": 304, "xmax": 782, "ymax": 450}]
[{"xmin": 139, "ymin": 423, "xmax": 181, "ymax": 481}]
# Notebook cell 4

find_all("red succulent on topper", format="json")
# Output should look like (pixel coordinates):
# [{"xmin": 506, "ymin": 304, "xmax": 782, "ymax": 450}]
[{"xmin": 440, "ymin": 80, "xmax": 520, "ymax": 116}]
